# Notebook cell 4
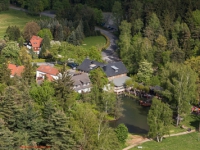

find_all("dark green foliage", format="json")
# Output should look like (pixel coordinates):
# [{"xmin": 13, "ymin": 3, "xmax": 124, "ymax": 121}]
[
  {"xmin": 115, "ymin": 123, "xmax": 128, "ymax": 144},
  {"xmin": 53, "ymin": 70, "xmax": 75, "ymax": 111},
  {"xmin": 0, "ymin": 118, "xmax": 15, "ymax": 149},
  {"xmin": 43, "ymin": 106, "xmax": 76, "ymax": 149},
  {"xmin": 21, "ymin": 61, "xmax": 35, "ymax": 84},
  {"xmin": 0, "ymin": 0, "xmax": 9, "ymax": 11},
  {"xmin": 0, "ymin": 62, "xmax": 11, "ymax": 85},
  {"xmin": 5, "ymin": 26, "xmax": 21, "ymax": 41},
  {"xmin": 14, "ymin": 102, "xmax": 44, "ymax": 143},
  {"xmin": 0, "ymin": 86, "xmax": 22, "ymax": 130}
]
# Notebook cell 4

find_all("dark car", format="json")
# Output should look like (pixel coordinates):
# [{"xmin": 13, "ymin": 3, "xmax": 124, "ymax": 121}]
[{"xmin": 67, "ymin": 62, "xmax": 78, "ymax": 70}]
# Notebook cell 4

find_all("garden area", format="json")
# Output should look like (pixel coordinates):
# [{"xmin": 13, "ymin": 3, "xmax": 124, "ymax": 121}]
[
  {"xmin": 130, "ymin": 132, "xmax": 200, "ymax": 150},
  {"xmin": 0, "ymin": 9, "xmax": 47, "ymax": 38},
  {"xmin": 81, "ymin": 35, "xmax": 106, "ymax": 50}
]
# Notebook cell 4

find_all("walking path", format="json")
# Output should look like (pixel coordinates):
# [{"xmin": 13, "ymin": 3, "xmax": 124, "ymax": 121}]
[{"xmin": 123, "ymin": 130, "xmax": 196, "ymax": 150}]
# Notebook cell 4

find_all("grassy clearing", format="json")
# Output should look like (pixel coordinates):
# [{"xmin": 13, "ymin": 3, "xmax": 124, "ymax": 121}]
[
  {"xmin": 0, "ymin": 9, "xmax": 47, "ymax": 39},
  {"xmin": 130, "ymin": 132, "xmax": 200, "ymax": 150},
  {"xmin": 81, "ymin": 36, "xmax": 106, "ymax": 50}
]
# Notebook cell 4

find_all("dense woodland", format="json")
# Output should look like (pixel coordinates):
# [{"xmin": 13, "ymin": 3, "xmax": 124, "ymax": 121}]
[{"xmin": 0, "ymin": 0, "xmax": 200, "ymax": 147}]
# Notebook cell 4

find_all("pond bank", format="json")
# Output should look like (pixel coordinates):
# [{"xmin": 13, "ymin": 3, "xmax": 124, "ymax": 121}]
[{"xmin": 110, "ymin": 96, "xmax": 149, "ymax": 134}]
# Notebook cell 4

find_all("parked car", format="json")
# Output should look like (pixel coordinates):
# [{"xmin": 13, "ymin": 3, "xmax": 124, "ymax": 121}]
[{"xmin": 67, "ymin": 62, "xmax": 78, "ymax": 70}]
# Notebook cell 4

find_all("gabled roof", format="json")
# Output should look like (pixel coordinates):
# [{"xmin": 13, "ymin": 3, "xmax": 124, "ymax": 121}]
[
  {"xmin": 77, "ymin": 58, "xmax": 104, "ymax": 73},
  {"xmin": 45, "ymin": 74, "xmax": 54, "ymax": 81},
  {"xmin": 36, "ymin": 65, "xmax": 59, "ymax": 76},
  {"xmin": 102, "ymin": 61, "xmax": 128, "ymax": 77},
  {"xmin": 30, "ymin": 35, "xmax": 43, "ymax": 48},
  {"xmin": 71, "ymin": 73, "xmax": 91, "ymax": 86},
  {"xmin": 8, "ymin": 64, "xmax": 24, "ymax": 77}
]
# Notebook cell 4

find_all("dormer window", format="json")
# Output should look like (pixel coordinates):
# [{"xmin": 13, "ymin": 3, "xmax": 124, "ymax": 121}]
[
  {"xmin": 111, "ymin": 66, "xmax": 118, "ymax": 73},
  {"xmin": 90, "ymin": 64, "xmax": 96, "ymax": 69}
]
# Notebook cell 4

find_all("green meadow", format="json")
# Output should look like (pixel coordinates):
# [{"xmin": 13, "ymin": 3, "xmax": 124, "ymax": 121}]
[{"xmin": 0, "ymin": 9, "xmax": 47, "ymax": 39}]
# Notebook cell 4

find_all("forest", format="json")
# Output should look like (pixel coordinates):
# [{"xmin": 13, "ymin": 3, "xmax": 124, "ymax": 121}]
[{"xmin": 0, "ymin": 0, "xmax": 200, "ymax": 148}]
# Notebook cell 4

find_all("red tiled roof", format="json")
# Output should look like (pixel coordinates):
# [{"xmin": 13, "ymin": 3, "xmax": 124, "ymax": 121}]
[
  {"xmin": 36, "ymin": 65, "xmax": 59, "ymax": 76},
  {"xmin": 45, "ymin": 74, "xmax": 54, "ymax": 81},
  {"xmin": 8, "ymin": 64, "xmax": 25, "ymax": 76},
  {"xmin": 30, "ymin": 35, "xmax": 43, "ymax": 50}
]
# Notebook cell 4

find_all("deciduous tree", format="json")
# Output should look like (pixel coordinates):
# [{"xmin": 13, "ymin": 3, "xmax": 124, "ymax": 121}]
[
  {"xmin": 23, "ymin": 22, "xmax": 40, "ymax": 41},
  {"xmin": 148, "ymin": 98, "xmax": 173, "ymax": 142},
  {"xmin": 161, "ymin": 63, "xmax": 198, "ymax": 126}
]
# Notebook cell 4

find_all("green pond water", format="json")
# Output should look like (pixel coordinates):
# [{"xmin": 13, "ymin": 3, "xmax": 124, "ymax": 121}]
[{"xmin": 111, "ymin": 96, "xmax": 149, "ymax": 134}]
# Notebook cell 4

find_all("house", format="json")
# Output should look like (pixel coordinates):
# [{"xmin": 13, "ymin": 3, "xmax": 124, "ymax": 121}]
[
  {"xmin": 71, "ymin": 73, "xmax": 91, "ymax": 93},
  {"xmin": 102, "ymin": 61, "xmax": 130, "ymax": 94},
  {"xmin": 36, "ymin": 65, "xmax": 60, "ymax": 83},
  {"xmin": 77, "ymin": 58, "xmax": 104, "ymax": 73},
  {"xmin": 8, "ymin": 64, "xmax": 24, "ymax": 78},
  {"xmin": 29, "ymin": 35, "xmax": 43, "ymax": 54}
]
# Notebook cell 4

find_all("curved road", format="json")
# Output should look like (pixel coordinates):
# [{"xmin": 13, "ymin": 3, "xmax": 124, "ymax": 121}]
[
  {"xmin": 95, "ymin": 27, "xmax": 120, "ymax": 63},
  {"xmin": 9, "ymin": 5, "xmax": 119, "ymax": 63}
]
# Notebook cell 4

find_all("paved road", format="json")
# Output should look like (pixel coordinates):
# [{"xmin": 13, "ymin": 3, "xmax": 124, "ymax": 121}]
[
  {"xmin": 9, "ymin": 5, "xmax": 56, "ymax": 18},
  {"xmin": 95, "ymin": 27, "xmax": 120, "ymax": 63}
]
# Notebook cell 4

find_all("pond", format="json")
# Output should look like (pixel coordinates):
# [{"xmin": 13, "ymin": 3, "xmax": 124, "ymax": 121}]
[{"xmin": 111, "ymin": 96, "xmax": 149, "ymax": 134}]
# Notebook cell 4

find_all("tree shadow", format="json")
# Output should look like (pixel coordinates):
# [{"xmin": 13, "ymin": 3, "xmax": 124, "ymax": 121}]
[{"xmin": 125, "ymin": 123, "xmax": 148, "ymax": 135}]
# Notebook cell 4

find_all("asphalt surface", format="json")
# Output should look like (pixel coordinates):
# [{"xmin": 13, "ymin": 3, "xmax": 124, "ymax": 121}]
[
  {"xmin": 9, "ymin": 5, "xmax": 119, "ymax": 63},
  {"xmin": 95, "ymin": 27, "xmax": 120, "ymax": 63},
  {"xmin": 9, "ymin": 5, "xmax": 56, "ymax": 18}
]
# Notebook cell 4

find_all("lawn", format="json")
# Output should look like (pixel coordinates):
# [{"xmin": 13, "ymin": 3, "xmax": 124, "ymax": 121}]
[
  {"xmin": 130, "ymin": 132, "xmax": 200, "ymax": 150},
  {"xmin": 0, "ymin": 9, "xmax": 47, "ymax": 39},
  {"xmin": 81, "ymin": 36, "xmax": 106, "ymax": 50}
]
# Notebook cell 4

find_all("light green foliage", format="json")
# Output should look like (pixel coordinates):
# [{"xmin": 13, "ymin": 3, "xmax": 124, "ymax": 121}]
[
  {"xmin": 115, "ymin": 123, "xmax": 128, "ymax": 144},
  {"xmin": 133, "ymin": 19, "xmax": 144, "ymax": 33},
  {"xmin": 71, "ymin": 103, "xmax": 121, "ymax": 150},
  {"xmin": 2, "ymin": 41, "xmax": 20, "ymax": 64},
  {"xmin": 125, "ymin": 78, "xmax": 133, "ymax": 88},
  {"xmin": 144, "ymin": 13, "xmax": 163, "ymax": 42},
  {"xmin": 118, "ymin": 20, "xmax": 132, "ymax": 60},
  {"xmin": 30, "ymin": 81, "xmax": 55, "ymax": 105},
  {"xmin": 148, "ymin": 98, "xmax": 173, "ymax": 142},
  {"xmin": 88, "ymin": 46, "xmax": 102, "ymax": 62},
  {"xmin": 155, "ymin": 34, "xmax": 167, "ymax": 48},
  {"xmin": 161, "ymin": 63, "xmax": 198, "ymax": 126},
  {"xmin": 37, "ymin": 28, "xmax": 53, "ymax": 40},
  {"xmin": 137, "ymin": 60, "xmax": 153, "ymax": 84},
  {"xmin": 191, "ymin": 10, "xmax": 200, "ymax": 26},
  {"xmin": 93, "ymin": 8, "xmax": 103, "ymax": 24},
  {"xmin": 150, "ymin": 76, "xmax": 160, "ymax": 86},
  {"xmin": 90, "ymin": 67, "xmax": 108, "ymax": 90}
]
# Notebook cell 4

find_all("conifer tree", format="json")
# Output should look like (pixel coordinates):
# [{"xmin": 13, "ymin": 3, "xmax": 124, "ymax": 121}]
[
  {"xmin": 42, "ymin": 102, "xmax": 75, "ymax": 149},
  {"xmin": 14, "ymin": 101, "xmax": 44, "ymax": 144},
  {"xmin": 0, "ymin": 86, "xmax": 22, "ymax": 130},
  {"xmin": 0, "ymin": 118, "xmax": 15, "ymax": 149},
  {"xmin": 53, "ymin": 69, "xmax": 75, "ymax": 111}
]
